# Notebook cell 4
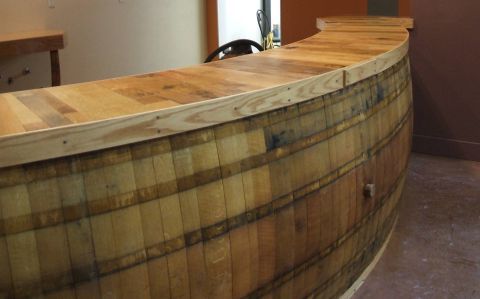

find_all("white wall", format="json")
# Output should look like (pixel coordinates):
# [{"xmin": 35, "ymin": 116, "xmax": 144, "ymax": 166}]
[
  {"xmin": 0, "ymin": 0, "xmax": 207, "ymax": 93},
  {"xmin": 271, "ymin": 0, "xmax": 281, "ymax": 40},
  {"xmin": 217, "ymin": 0, "xmax": 262, "ymax": 46}
]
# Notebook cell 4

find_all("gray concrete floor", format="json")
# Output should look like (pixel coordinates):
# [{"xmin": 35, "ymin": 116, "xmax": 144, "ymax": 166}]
[{"xmin": 353, "ymin": 153, "xmax": 480, "ymax": 299}]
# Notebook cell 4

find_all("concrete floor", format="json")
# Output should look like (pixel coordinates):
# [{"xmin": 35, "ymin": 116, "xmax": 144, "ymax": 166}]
[{"xmin": 353, "ymin": 153, "xmax": 480, "ymax": 299}]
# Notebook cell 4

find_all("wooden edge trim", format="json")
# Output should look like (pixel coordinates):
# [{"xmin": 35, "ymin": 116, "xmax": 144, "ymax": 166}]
[
  {"xmin": 339, "ymin": 217, "xmax": 398, "ymax": 299},
  {"xmin": 316, "ymin": 18, "xmax": 328, "ymax": 31},
  {"xmin": 0, "ymin": 22, "xmax": 410, "ymax": 168},
  {"xmin": 316, "ymin": 17, "xmax": 414, "ymax": 30}
]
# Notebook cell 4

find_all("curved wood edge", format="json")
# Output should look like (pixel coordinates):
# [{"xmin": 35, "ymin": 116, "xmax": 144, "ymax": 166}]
[
  {"xmin": 0, "ymin": 18, "xmax": 411, "ymax": 169},
  {"xmin": 339, "ymin": 217, "xmax": 398, "ymax": 299},
  {"xmin": 317, "ymin": 16, "xmax": 414, "ymax": 31}
]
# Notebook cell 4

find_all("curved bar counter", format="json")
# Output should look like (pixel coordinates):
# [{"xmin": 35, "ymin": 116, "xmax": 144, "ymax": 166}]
[{"xmin": 0, "ymin": 17, "xmax": 413, "ymax": 298}]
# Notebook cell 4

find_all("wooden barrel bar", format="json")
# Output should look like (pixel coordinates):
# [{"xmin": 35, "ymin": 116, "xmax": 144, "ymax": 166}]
[{"xmin": 0, "ymin": 17, "xmax": 413, "ymax": 298}]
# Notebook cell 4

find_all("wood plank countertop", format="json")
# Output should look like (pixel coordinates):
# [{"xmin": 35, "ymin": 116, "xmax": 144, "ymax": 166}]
[{"xmin": 0, "ymin": 17, "xmax": 412, "ymax": 168}]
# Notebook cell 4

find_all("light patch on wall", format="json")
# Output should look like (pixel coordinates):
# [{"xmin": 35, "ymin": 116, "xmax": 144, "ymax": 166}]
[
  {"xmin": 0, "ymin": 0, "xmax": 207, "ymax": 93},
  {"xmin": 218, "ymin": 0, "xmax": 262, "ymax": 46}
]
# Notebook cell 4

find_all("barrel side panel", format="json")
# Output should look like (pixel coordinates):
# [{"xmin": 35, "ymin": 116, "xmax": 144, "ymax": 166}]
[{"xmin": 0, "ymin": 57, "xmax": 413, "ymax": 299}]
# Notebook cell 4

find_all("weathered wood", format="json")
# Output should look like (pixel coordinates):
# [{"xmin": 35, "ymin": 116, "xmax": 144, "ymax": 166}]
[
  {"xmin": 0, "ymin": 18, "xmax": 411, "ymax": 169},
  {"xmin": 0, "ymin": 17, "xmax": 413, "ymax": 299}
]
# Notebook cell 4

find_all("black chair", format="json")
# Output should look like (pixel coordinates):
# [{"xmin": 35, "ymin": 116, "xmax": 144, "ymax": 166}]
[{"xmin": 204, "ymin": 39, "xmax": 264, "ymax": 63}]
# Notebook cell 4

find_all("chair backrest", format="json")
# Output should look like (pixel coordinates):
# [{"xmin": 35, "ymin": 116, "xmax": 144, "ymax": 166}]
[{"xmin": 204, "ymin": 39, "xmax": 264, "ymax": 63}]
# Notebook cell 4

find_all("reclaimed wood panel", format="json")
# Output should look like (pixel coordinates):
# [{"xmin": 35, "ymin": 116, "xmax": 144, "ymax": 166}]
[
  {"xmin": 0, "ymin": 54, "xmax": 412, "ymax": 298},
  {"xmin": 0, "ymin": 17, "xmax": 413, "ymax": 299}
]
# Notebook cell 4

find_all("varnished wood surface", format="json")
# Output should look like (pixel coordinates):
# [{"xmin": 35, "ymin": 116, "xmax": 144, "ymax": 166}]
[
  {"xmin": 0, "ymin": 17, "xmax": 411, "ymax": 168},
  {"xmin": 0, "ymin": 30, "xmax": 64, "ymax": 57}
]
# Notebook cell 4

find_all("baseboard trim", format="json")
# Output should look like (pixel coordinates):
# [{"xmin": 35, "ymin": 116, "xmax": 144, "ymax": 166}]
[{"xmin": 412, "ymin": 134, "xmax": 480, "ymax": 162}]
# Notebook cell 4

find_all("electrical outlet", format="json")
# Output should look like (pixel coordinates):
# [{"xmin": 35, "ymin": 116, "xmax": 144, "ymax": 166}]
[{"xmin": 48, "ymin": 0, "xmax": 55, "ymax": 8}]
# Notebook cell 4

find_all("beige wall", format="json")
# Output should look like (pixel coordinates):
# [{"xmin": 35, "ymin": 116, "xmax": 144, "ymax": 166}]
[{"xmin": 0, "ymin": 0, "xmax": 207, "ymax": 93}]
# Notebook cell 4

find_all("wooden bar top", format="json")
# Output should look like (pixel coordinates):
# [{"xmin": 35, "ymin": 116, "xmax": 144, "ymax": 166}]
[
  {"xmin": 0, "ymin": 30, "xmax": 64, "ymax": 57},
  {"xmin": 0, "ymin": 17, "xmax": 412, "ymax": 168}
]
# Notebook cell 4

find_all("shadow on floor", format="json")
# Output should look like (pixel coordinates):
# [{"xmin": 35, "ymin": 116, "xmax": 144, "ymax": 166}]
[{"xmin": 353, "ymin": 153, "xmax": 480, "ymax": 299}]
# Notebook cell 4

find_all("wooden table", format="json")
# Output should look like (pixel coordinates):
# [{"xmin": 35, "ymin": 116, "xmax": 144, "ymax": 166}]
[{"xmin": 0, "ymin": 30, "xmax": 64, "ymax": 86}]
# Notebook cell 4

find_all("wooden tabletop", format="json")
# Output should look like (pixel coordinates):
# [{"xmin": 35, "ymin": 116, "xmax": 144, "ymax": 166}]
[
  {"xmin": 0, "ymin": 17, "xmax": 412, "ymax": 168},
  {"xmin": 0, "ymin": 30, "xmax": 64, "ymax": 57}
]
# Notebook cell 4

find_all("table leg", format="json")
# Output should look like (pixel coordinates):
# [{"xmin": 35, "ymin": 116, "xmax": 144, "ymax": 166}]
[{"xmin": 50, "ymin": 50, "xmax": 61, "ymax": 86}]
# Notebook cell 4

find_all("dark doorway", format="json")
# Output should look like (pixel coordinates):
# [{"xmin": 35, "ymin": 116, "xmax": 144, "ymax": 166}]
[{"xmin": 368, "ymin": 0, "xmax": 398, "ymax": 16}]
